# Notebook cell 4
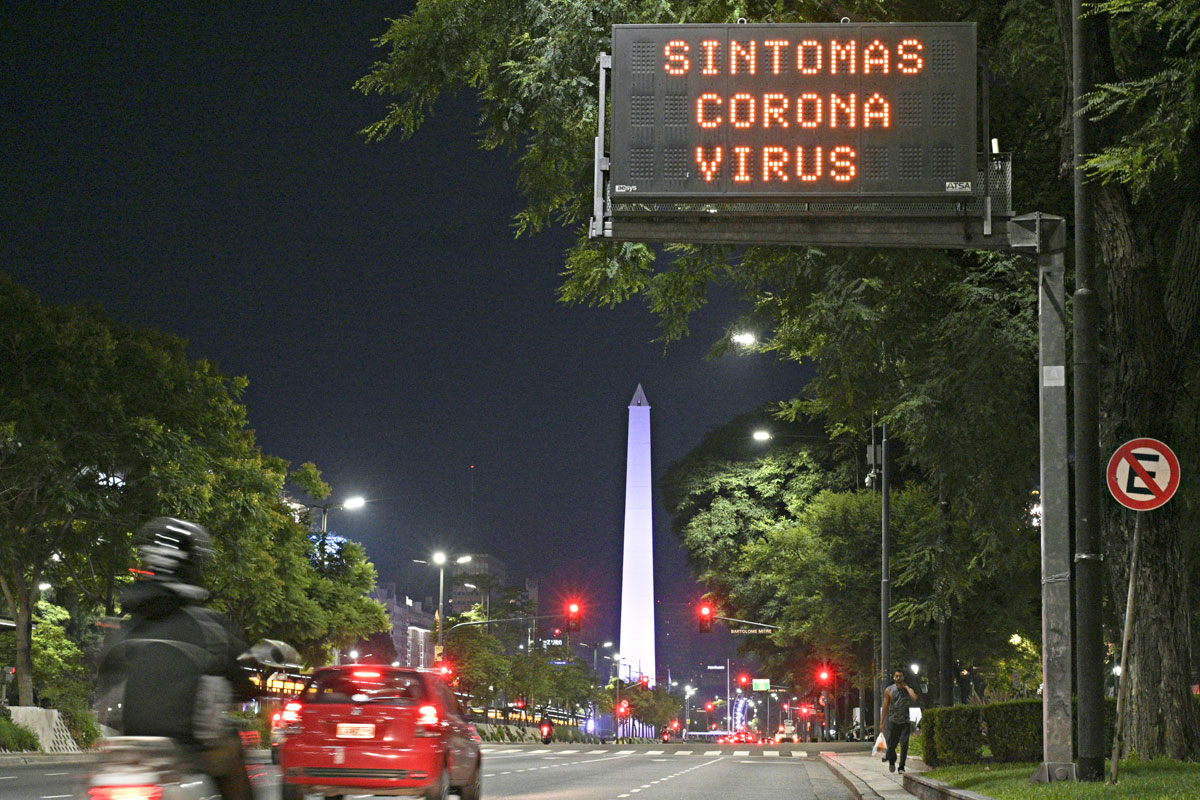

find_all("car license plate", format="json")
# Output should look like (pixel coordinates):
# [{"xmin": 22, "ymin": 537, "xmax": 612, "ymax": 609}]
[{"xmin": 336, "ymin": 723, "xmax": 375, "ymax": 739}]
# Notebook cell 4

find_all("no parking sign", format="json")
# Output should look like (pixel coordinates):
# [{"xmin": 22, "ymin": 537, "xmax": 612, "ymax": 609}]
[{"xmin": 1106, "ymin": 438, "xmax": 1180, "ymax": 511}]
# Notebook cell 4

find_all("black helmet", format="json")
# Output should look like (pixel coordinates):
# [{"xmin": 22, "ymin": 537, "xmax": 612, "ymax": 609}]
[{"xmin": 134, "ymin": 517, "xmax": 214, "ymax": 598}]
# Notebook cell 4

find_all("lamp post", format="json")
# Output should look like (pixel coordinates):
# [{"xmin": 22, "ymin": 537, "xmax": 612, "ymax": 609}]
[
  {"xmin": 307, "ymin": 496, "xmax": 365, "ymax": 565},
  {"xmin": 414, "ymin": 552, "xmax": 472, "ymax": 653}
]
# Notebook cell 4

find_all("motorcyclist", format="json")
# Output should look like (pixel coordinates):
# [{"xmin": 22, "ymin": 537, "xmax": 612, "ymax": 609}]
[
  {"xmin": 98, "ymin": 517, "xmax": 257, "ymax": 800},
  {"xmin": 537, "ymin": 714, "xmax": 554, "ymax": 743}
]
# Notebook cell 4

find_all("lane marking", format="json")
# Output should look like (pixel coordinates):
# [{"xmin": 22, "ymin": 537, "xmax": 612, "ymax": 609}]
[
  {"xmin": 733, "ymin": 749, "xmax": 750, "ymax": 756},
  {"xmin": 617, "ymin": 749, "xmax": 635, "ymax": 754},
  {"xmin": 704, "ymin": 749, "xmax": 720, "ymax": 756},
  {"xmin": 645, "ymin": 749, "xmax": 663, "ymax": 755},
  {"xmin": 559, "ymin": 749, "xmax": 579, "ymax": 753},
  {"xmin": 763, "ymin": 750, "xmax": 781, "ymax": 757},
  {"xmin": 589, "ymin": 748, "xmax": 608, "ymax": 754}
]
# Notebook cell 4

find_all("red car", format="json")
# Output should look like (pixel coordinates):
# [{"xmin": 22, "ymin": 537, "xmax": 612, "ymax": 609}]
[{"xmin": 280, "ymin": 665, "xmax": 481, "ymax": 800}]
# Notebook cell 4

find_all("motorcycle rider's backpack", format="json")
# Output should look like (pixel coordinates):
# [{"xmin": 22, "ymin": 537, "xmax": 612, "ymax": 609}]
[{"xmin": 98, "ymin": 605, "xmax": 234, "ymax": 747}]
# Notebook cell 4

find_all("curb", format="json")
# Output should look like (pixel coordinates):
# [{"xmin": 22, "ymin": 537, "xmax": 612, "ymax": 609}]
[
  {"xmin": 819, "ymin": 752, "xmax": 882, "ymax": 800},
  {"xmin": 902, "ymin": 773, "xmax": 999, "ymax": 800},
  {"xmin": 0, "ymin": 752, "xmax": 99, "ymax": 766}
]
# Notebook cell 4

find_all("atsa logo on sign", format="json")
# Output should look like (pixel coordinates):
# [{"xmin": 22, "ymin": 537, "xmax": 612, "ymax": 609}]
[{"xmin": 1106, "ymin": 438, "xmax": 1181, "ymax": 511}]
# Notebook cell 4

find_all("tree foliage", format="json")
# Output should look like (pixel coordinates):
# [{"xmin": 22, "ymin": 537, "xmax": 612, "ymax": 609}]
[{"xmin": 0, "ymin": 275, "xmax": 386, "ymax": 705}]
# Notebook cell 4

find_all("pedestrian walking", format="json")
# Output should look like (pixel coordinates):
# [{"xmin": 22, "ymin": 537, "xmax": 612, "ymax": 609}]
[{"xmin": 879, "ymin": 668, "xmax": 918, "ymax": 773}]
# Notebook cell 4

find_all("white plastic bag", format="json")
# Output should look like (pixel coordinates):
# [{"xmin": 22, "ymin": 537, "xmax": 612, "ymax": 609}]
[{"xmin": 871, "ymin": 731, "xmax": 887, "ymax": 758}]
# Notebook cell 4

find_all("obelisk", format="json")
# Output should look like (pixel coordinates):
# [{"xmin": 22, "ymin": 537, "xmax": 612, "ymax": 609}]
[{"xmin": 618, "ymin": 384, "xmax": 656, "ymax": 686}]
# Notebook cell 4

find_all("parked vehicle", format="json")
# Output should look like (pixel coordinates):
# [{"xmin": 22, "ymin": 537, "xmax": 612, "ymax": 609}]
[{"xmin": 279, "ymin": 665, "xmax": 481, "ymax": 800}]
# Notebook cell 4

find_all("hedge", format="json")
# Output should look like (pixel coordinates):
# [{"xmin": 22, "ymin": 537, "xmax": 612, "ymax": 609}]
[
  {"xmin": 917, "ymin": 695, "xmax": 1197, "ymax": 766},
  {"xmin": 0, "ymin": 708, "xmax": 41, "ymax": 753},
  {"xmin": 980, "ymin": 700, "xmax": 1041, "ymax": 763},
  {"xmin": 930, "ymin": 705, "xmax": 984, "ymax": 765}
]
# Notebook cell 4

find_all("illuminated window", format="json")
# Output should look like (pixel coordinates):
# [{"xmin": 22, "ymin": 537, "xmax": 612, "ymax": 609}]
[
  {"xmin": 796, "ymin": 146, "xmax": 822, "ymax": 181},
  {"xmin": 664, "ymin": 40, "xmax": 690, "ymax": 75},
  {"xmin": 697, "ymin": 93, "xmax": 722, "ymax": 128},
  {"xmin": 730, "ymin": 93, "xmax": 756, "ymax": 128},
  {"xmin": 863, "ymin": 40, "xmax": 889, "ymax": 74},
  {"xmin": 733, "ymin": 146, "xmax": 752, "ymax": 182},
  {"xmin": 764, "ymin": 40, "xmax": 789, "ymax": 74},
  {"xmin": 830, "ymin": 93, "xmax": 856, "ymax": 127},
  {"xmin": 831, "ymin": 40, "xmax": 856, "ymax": 74},
  {"xmin": 701, "ymin": 40, "xmax": 720, "ymax": 75},
  {"xmin": 797, "ymin": 40, "xmax": 822, "ymax": 74},
  {"xmin": 763, "ymin": 93, "xmax": 788, "ymax": 128},
  {"xmin": 762, "ymin": 147, "xmax": 789, "ymax": 181},
  {"xmin": 831, "ymin": 146, "xmax": 857, "ymax": 181},
  {"xmin": 695, "ymin": 147, "xmax": 723, "ymax": 181},
  {"xmin": 899, "ymin": 39, "xmax": 924, "ymax": 74},
  {"xmin": 730, "ymin": 40, "xmax": 756, "ymax": 74},
  {"xmin": 797, "ymin": 93, "xmax": 822, "ymax": 128},
  {"xmin": 863, "ymin": 93, "xmax": 890, "ymax": 127}
]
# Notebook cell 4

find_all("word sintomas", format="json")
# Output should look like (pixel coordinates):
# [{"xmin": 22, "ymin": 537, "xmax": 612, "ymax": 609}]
[{"xmin": 663, "ymin": 36, "xmax": 926, "ymax": 186}]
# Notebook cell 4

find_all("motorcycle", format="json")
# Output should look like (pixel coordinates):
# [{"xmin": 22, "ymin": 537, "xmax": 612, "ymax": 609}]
[
  {"xmin": 539, "ymin": 721, "xmax": 554, "ymax": 745},
  {"xmin": 83, "ymin": 639, "xmax": 301, "ymax": 800},
  {"xmin": 83, "ymin": 736, "xmax": 221, "ymax": 800}
]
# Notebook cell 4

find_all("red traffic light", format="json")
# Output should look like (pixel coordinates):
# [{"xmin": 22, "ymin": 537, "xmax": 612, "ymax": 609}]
[
  {"xmin": 738, "ymin": 674, "xmax": 749, "ymax": 686},
  {"xmin": 514, "ymin": 698, "xmax": 526, "ymax": 709},
  {"xmin": 818, "ymin": 669, "xmax": 830, "ymax": 682},
  {"xmin": 705, "ymin": 702, "xmax": 714, "ymax": 712},
  {"xmin": 698, "ymin": 603, "xmax": 714, "ymax": 633},
  {"xmin": 671, "ymin": 720, "xmax": 680, "ymax": 729},
  {"xmin": 565, "ymin": 602, "xmax": 581, "ymax": 632},
  {"xmin": 801, "ymin": 706, "xmax": 811, "ymax": 716},
  {"xmin": 699, "ymin": 604, "xmax": 711, "ymax": 617},
  {"xmin": 639, "ymin": 674, "xmax": 650, "ymax": 688}
]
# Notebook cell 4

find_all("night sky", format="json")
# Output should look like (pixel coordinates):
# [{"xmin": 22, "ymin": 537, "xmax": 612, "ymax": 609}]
[{"xmin": 2, "ymin": 2, "xmax": 802, "ymax": 651}]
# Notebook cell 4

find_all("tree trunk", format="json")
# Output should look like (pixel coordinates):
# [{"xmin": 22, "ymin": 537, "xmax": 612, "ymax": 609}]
[
  {"xmin": 15, "ymin": 582, "xmax": 34, "ymax": 706},
  {"xmin": 1097, "ymin": 184, "xmax": 1200, "ymax": 758},
  {"xmin": 938, "ymin": 617, "xmax": 954, "ymax": 706}
]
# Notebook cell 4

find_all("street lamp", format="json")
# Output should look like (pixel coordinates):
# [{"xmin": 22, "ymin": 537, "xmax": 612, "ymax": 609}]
[
  {"xmin": 732, "ymin": 331, "xmax": 757, "ymax": 346},
  {"xmin": 306, "ymin": 496, "xmax": 365, "ymax": 564},
  {"xmin": 414, "ymin": 552, "xmax": 472, "ymax": 652}
]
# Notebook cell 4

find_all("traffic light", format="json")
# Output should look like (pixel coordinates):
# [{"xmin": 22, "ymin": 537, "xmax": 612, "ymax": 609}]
[
  {"xmin": 738, "ymin": 674, "xmax": 750, "ymax": 687},
  {"xmin": 818, "ymin": 669, "xmax": 830, "ymax": 683},
  {"xmin": 436, "ymin": 662, "xmax": 454, "ymax": 681},
  {"xmin": 801, "ymin": 706, "xmax": 810, "ymax": 716},
  {"xmin": 639, "ymin": 674, "xmax": 650, "ymax": 688},
  {"xmin": 671, "ymin": 720, "xmax": 680, "ymax": 730},
  {"xmin": 565, "ymin": 602, "xmax": 581, "ymax": 632},
  {"xmin": 698, "ymin": 603, "xmax": 713, "ymax": 633},
  {"xmin": 618, "ymin": 699, "xmax": 630, "ymax": 717},
  {"xmin": 705, "ymin": 702, "xmax": 714, "ymax": 712},
  {"xmin": 514, "ymin": 698, "xmax": 526, "ymax": 709}
]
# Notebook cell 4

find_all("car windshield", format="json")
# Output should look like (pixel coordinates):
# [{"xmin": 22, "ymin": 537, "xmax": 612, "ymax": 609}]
[{"xmin": 301, "ymin": 670, "xmax": 426, "ymax": 705}]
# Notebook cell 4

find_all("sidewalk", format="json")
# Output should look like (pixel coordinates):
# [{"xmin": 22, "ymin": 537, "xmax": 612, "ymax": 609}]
[{"xmin": 821, "ymin": 749, "xmax": 927, "ymax": 800}]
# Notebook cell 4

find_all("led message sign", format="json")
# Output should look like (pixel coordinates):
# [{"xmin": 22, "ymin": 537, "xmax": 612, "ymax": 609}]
[{"xmin": 610, "ymin": 23, "xmax": 976, "ymax": 199}]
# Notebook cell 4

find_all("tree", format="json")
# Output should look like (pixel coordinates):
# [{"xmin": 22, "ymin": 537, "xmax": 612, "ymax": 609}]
[
  {"xmin": 357, "ymin": 0, "xmax": 1200, "ymax": 756},
  {"xmin": 0, "ymin": 275, "xmax": 387, "ymax": 705},
  {"xmin": 445, "ymin": 623, "xmax": 508, "ymax": 707}
]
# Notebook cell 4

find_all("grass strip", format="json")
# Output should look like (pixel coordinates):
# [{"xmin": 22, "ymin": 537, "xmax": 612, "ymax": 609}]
[{"xmin": 925, "ymin": 758, "xmax": 1200, "ymax": 799}]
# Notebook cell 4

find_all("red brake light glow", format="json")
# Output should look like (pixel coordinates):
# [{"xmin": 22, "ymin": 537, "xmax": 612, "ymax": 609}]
[
  {"xmin": 281, "ymin": 701, "xmax": 302, "ymax": 723},
  {"xmin": 89, "ymin": 787, "xmax": 164, "ymax": 800},
  {"xmin": 353, "ymin": 670, "xmax": 381, "ymax": 678},
  {"xmin": 417, "ymin": 705, "xmax": 439, "ymax": 726}
]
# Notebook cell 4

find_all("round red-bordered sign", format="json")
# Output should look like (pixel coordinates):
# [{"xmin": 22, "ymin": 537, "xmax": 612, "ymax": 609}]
[{"xmin": 1106, "ymin": 438, "xmax": 1180, "ymax": 511}]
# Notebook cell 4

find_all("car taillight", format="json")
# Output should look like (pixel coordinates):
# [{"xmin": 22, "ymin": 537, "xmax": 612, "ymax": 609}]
[
  {"xmin": 281, "ymin": 701, "xmax": 302, "ymax": 724},
  {"xmin": 415, "ymin": 704, "xmax": 440, "ymax": 737},
  {"xmin": 89, "ymin": 787, "xmax": 164, "ymax": 800}
]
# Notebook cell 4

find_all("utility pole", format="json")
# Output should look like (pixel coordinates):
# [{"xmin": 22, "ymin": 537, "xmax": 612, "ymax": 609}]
[{"xmin": 880, "ymin": 423, "xmax": 891, "ymax": 720}]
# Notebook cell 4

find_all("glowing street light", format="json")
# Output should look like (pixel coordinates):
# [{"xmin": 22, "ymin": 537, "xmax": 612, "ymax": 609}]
[
  {"xmin": 732, "ymin": 332, "xmax": 757, "ymax": 346},
  {"xmin": 415, "ymin": 553, "xmax": 472, "ymax": 651}
]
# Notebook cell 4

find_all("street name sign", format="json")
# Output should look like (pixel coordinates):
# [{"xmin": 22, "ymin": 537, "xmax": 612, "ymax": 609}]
[
  {"xmin": 751, "ymin": 678, "xmax": 770, "ymax": 691},
  {"xmin": 610, "ymin": 23, "xmax": 976, "ymax": 200},
  {"xmin": 1106, "ymin": 438, "xmax": 1180, "ymax": 511},
  {"xmin": 730, "ymin": 628, "xmax": 772, "ymax": 634}
]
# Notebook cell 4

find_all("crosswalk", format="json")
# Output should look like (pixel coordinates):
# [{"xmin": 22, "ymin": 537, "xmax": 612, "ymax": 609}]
[{"xmin": 481, "ymin": 747, "xmax": 808, "ymax": 758}]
